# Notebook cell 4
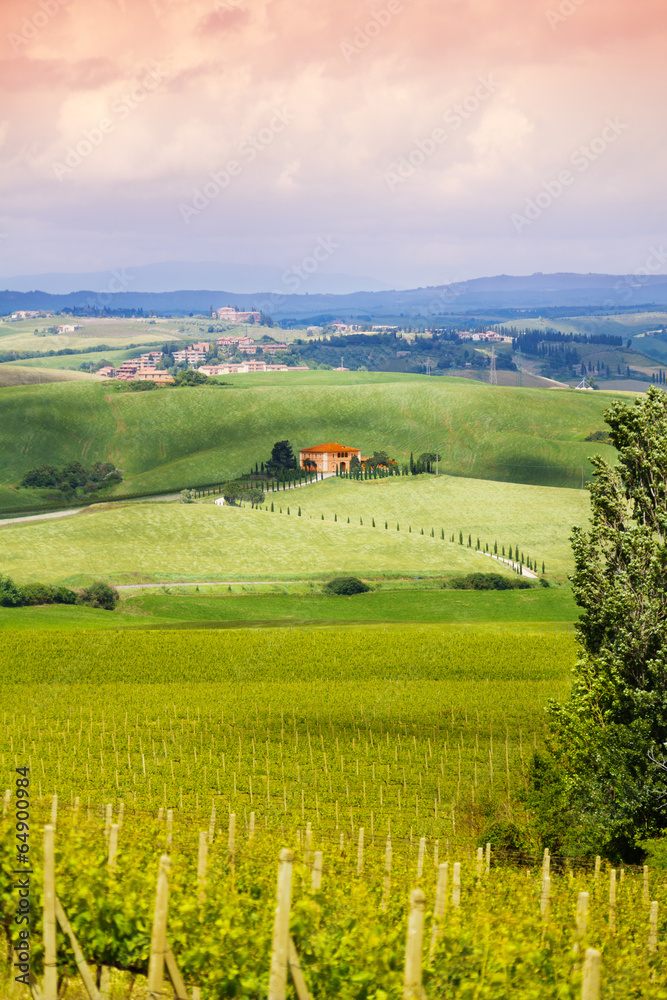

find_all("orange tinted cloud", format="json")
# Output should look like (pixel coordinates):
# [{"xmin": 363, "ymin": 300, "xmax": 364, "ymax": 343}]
[{"xmin": 0, "ymin": 0, "xmax": 664, "ymax": 283}]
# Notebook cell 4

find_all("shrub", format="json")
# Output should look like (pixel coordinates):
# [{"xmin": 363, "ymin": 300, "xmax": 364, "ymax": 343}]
[
  {"xmin": 0, "ymin": 575, "xmax": 22, "ymax": 607},
  {"xmin": 478, "ymin": 819, "xmax": 533, "ymax": 865},
  {"xmin": 448, "ymin": 573, "xmax": 532, "ymax": 591},
  {"xmin": 20, "ymin": 583, "xmax": 57, "ymax": 606},
  {"xmin": 323, "ymin": 577, "xmax": 372, "ymax": 596},
  {"xmin": 76, "ymin": 582, "xmax": 120, "ymax": 611}
]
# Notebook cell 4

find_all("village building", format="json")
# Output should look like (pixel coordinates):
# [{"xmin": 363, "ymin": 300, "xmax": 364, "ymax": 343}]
[
  {"xmin": 173, "ymin": 349, "xmax": 207, "ymax": 365},
  {"xmin": 140, "ymin": 351, "xmax": 164, "ymax": 363},
  {"xmin": 216, "ymin": 335, "xmax": 254, "ymax": 348},
  {"xmin": 96, "ymin": 366, "xmax": 117, "ymax": 378},
  {"xmin": 298, "ymin": 442, "xmax": 361, "ymax": 474},
  {"xmin": 216, "ymin": 307, "xmax": 261, "ymax": 323},
  {"xmin": 133, "ymin": 369, "xmax": 174, "ymax": 385}
]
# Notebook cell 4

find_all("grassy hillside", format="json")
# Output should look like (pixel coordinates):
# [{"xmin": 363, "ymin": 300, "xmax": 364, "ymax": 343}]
[
  {"xmin": 271, "ymin": 473, "xmax": 588, "ymax": 576},
  {"xmin": 0, "ymin": 471, "xmax": 587, "ymax": 584},
  {"xmin": 0, "ymin": 373, "xmax": 622, "ymax": 511},
  {"xmin": 0, "ymin": 365, "xmax": 99, "ymax": 387},
  {"xmin": 0, "ymin": 496, "xmax": 514, "ymax": 584}
]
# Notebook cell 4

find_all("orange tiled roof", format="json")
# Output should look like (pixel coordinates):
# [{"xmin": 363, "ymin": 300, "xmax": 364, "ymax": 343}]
[{"xmin": 299, "ymin": 442, "xmax": 359, "ymax": 453}]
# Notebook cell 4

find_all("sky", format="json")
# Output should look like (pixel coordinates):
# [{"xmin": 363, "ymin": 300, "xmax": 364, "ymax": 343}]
[{"xmin": 0, "ymin": 0, "xmax": 665, "ymax": 290}]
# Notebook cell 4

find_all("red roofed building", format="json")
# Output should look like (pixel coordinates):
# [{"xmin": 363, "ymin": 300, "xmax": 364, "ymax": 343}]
[{"xmin": 298, "ymin": 442, "xmax": 361, "ymax": 474}]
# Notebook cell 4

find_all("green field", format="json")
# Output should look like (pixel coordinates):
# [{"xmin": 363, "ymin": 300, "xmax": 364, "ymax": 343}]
[
  {"xmin": 0, "ymin": 372, "xmax": 622, "ymax": 513},
  {"xmin": 0, "ymin": 365, "xmax": 99, "ymax": 387},
  {"xmin": 0, "ymin": 584, "xmax": 578, "ymax": 630},
  {"xmin": 0, "ymin": 469, "xmax": 588, "ymax": 583}
]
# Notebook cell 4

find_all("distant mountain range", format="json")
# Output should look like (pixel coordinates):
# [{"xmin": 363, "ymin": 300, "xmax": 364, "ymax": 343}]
[
  {"xmin": 2, "ymin": 271, "xmax": 667, "ymax": 320},
  {"xmin": 0, "ymin": 260, "xmax": 390, "ymax": 296}
]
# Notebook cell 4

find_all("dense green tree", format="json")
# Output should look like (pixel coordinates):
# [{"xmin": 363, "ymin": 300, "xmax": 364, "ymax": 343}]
[
  {"xmin": 267, "ymin": 440, "xmax": 297, "ymax": 473},
  {"xmin": 527, "ymin": 387, "xmax": 667, "ymax": 860}
]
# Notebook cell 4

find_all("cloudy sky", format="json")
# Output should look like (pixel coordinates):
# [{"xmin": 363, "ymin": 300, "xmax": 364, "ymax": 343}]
[{"xmin": 0, "ymin": 0, "xmax": 665, "ymax": 289}]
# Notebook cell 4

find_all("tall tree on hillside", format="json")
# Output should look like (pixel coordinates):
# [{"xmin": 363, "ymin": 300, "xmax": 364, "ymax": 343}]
[
  {"xmin": 527, "ymin": 386, "xmax": 667, "ymax": 860},
  {"xmin": 267, "ymin": 440, "xmax": 297, "ymax": 473}
]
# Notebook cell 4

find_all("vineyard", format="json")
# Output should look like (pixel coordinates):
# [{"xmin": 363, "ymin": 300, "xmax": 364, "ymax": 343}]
[{"xmin": 2, "ymin": 627, "xmax": 666, "ymax": 996}]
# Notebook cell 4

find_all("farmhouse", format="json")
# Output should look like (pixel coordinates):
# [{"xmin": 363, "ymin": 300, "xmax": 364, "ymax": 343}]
[{"xmin": 299, "ymin": 442, "xmax": 361, "ymax": 474}]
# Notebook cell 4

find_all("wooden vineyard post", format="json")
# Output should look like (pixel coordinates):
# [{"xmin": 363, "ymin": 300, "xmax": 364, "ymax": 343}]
[
  {"xmin": 164, "ymin": 943, "xmax": 189, "ymax": 1000},
  {"xmin": 609, "ymin": 869, "xmax": 616, "ymax": 934},
  {"xmin": 104, "ymin": 804, "xmax": 112, "ymax": 839},
  {"xmin": 50, "ymin": 795, "xmax": 57, "ymax": 829},
  {"xmin": 433, "ymin": 839, "xmax": 439, "ymax": 870},
  {"xmin": 416, "ymin": 837, "xmax": 425, "ymax": 880},
  {"xmin": 403, "ymin": 889, "xmax": 426, "ymax": 1000},
  {"xmin": 429, "ymin": 863, "xmax": 448, "ymax": 962},
  {"xmin": 476, "ymin": 847, "xmax": 483, "ymax": 884},
  {"xmin": 208, "ymin": 805, "xmax": 216, "ymax": 844},
  {"xmin": 118, "ymin": 801, "xmax": 124, "ymax": 829},
  {"xmin": 107, "ymin": 824, "xmax": 119, "ymax": 872},
  {"xmin": 643, "ymin": 865, "xmax": 650, "ymax": 905},
  {"xmin": 357, "ymin": 827, "xmax": 364, "ymax": 876},
  {"xmin": 574, "ymin": 891, "xmax": 589, "ymax": 953},
  {"xmin": 485, "ymin": 842, "xmax": 490, "ymax": 876},
  {"xmin": 2, "ymin": 789, "xmax": 10, "ymax": 817},
  {"xmin": 540, "ymin": 875, "xmax": 551, "ymax": 918},
  {"xmin": 73, "ymin": 797, "xmax": 80, "ymax": 823},
  {"xmin": 229, "ymin": 812, "xmax": 236, "ymax": 873},
  {"xmin": 305, "ymin": 822, "xmax": 312, "ymax": 861},
  {"xmin": 311, "ymin": 851, "xmax": 323, "ymax": 891},
  {"xmin": 288, "ymin": 938, "xmax": 313, "ymax": 1000},
  {"xmin": 581, "ymin": 948, "xmax": 601, "ymax": 1000},
  {"xmin": 43, "ymin": 825, "xmax": 58, "ymax": 1000},
  {"xmin": 249, "ymin": 811, "xmax": 256, "ymax": 841},
  {"xmin": 268, "ymin": 849, "xmax": 294, "ymax": 1000},
  {"xmin": 147, "ymin": 855, "xmax": 171, "ymax": 997},
  {"xmin": 166, "ymin": 809, "xmax": 173, "ymax": 851},
  {"xmin": 452, "ymin": 862, "xmax": 461, "ymax": 909},
  {"xmin": 594, "ymin": 856, "xmax": 601, "ymax": 895},
  {"xmin": 649, "ymin": 901, "xmax": 659, "ymax": 953},
  {"xmin": 55, "ymin": 897, "xmax": 100, "ymax": 1000},
  {"xmin": 197, "ymin": 831, "xmax": 208, "ymax": 907},
  {"xmin": 381, "ymin": 836, "xmax": 392, "ymax": 911}
]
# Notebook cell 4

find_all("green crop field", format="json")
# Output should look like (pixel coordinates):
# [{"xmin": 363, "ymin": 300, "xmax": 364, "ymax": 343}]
[
  {"xmin": 2, "ymin": 627, "xmax": 665, "ymax": 998},
  {"xmin": 0, "ymin": 373, "xmax": 623, "ymax": 513},
  {"xmin": 0, "ymin": 466, "xmax": 588, "ymax": 584}
]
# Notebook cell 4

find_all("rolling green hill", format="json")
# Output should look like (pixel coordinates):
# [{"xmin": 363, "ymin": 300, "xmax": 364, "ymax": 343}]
[
  {"xmin": 0, "ymin": 373, "xmax": 623, "ymax": 512},
  {"xmin": 0, "ymin": 365, "xmax": 100, "ymax": 387},
  {"xmin": 0, "ymin": 471, "xmax": 587, "ymax": 584}
]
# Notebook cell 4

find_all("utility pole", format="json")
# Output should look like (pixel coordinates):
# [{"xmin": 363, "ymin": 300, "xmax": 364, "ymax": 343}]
[{"xmin": 489, "ymin": 346, "xmax": 497, "ymax": 385}]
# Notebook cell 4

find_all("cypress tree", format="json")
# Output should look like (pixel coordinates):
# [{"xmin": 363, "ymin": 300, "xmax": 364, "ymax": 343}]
[
  {"xmin": 421, "ymin": 528, "xmax": 424, "ymax": 535},
  {"xmin": 360, "ymin": 517, "xmax": 363, "ymax": 525},
  {"xmin": 347, "ymin": 516, "xmax": 350, "ymax": 523},
  {"xmin": 431, "ymin": 528, "xmax": 434, "ymax": 537},
  {"xmin": 509, "ymin": 545, "xmax": 513, "ymax": 559},
  {"xmin": 287, "ymin": 507, "xmax": 290, "ymax": 515},
  {"xmin": 502, "ymin": 544, "xmax": 505, "ymax": 556},
  {"xmin": 385, "ymin": 521, "xmax": 388, "ymax": 529},
  {"xmin": 271, "ymin": 501, "xmax": 274, "ymax": 512},
  {"xmin": 468, "ymin": 534, "xmax": 472, "ymax": 547},
  {"xmin": 476, "ymin": 537, "xmax": 480, "ymax": 549},
  {"xmin": 397, "ymin": 523, "xmax": 400, "ymax": 530},
  {"xmin": 441, "ymin": 528, "xmax": 445, "ymax": 540},
  {"xmin": 372, "ymin": 518, "xmax": 376, "ymax": 527},
  {"xmin": 494, "ymin": 541, "xmax": 498, "ymax": 554},
  {"xmin": 542, "ymin": 561, "xmax": 545, "ymax": 574},
  {"xmin": 321, "ymin": 513, "xmax": 324, "ymax": 520},
  {"xmin": 459, "ymin": 530, "xmax": 463, "ymax": 545},
  {"xmin": 334, "ymin": 513, "xmax": 337, "ymax": 521},
  {"xmin": 298, "ymin": 507, "xmax": 301, "ymax": 516}
]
